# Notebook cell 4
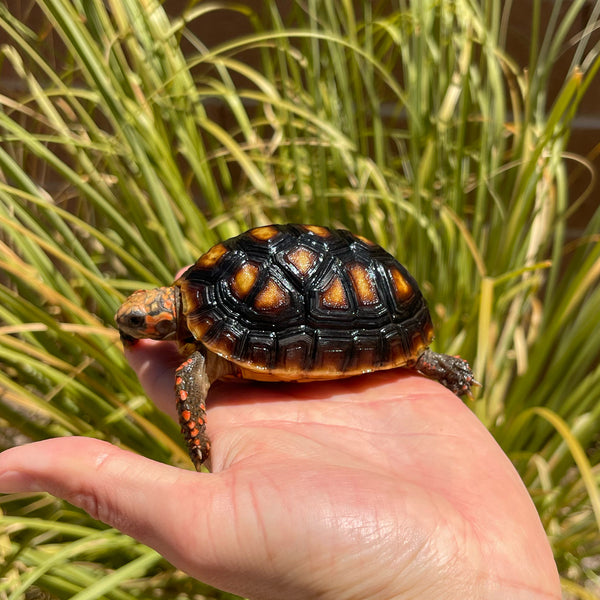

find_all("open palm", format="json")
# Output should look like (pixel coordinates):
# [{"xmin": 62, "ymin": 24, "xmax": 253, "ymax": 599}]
[{"xmin": 0, "ymin": 339, "xmax": 560, "ymax": 599}]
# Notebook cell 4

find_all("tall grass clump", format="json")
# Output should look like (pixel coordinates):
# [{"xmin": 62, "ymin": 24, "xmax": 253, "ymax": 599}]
[{"xmin": 0, "ymin": 0, "xmax": 599, "ymax": 597}]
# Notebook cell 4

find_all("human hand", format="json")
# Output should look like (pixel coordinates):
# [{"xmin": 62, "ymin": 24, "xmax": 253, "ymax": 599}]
[{"xmin": 0, "ymin": 340, "xmax": 560, "ymax": 599}]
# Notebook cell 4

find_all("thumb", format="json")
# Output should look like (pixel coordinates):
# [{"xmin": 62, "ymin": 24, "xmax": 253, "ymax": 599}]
[{"xmin": 0, "ymin": 438, "xmax": 223, "ymax": 575}]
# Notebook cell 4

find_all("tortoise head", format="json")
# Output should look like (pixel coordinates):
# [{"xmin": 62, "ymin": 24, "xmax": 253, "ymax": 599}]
[{"xmin": 115, "ymin": 286, "xmax": 179, "ymax": 342}]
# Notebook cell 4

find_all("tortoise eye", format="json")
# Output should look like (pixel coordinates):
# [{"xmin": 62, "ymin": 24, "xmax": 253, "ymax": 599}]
[{"xmin": 126, "ymin": 314, "xmax": 146, "ymax": 329}]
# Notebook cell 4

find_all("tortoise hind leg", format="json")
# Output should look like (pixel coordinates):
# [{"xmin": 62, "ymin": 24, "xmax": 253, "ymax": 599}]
[
  {"xmin": 175, "ymin": 351, "xmax": 210, "ymax": 470},
  {"xmin": 414, "ymin": 348, "xmax": 477, "ymax": 397}
]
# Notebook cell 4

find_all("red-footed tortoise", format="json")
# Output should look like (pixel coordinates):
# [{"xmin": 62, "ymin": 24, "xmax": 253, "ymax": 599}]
[{"xmin": 116, "ymin": 224, "xmax": 476, "ymax": 470}]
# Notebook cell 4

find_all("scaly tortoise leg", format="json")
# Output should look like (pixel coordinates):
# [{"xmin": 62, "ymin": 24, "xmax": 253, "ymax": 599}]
[
  {"xmin": 175, "ymin": 350, "xmax": 211, "ymax": 470},
  {"xmin": 414, "ymin": 347, "xmax": 477, "ymax": 397}
]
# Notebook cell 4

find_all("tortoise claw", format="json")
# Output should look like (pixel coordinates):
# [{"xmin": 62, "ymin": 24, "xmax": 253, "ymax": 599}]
[{"xmin": 464, "ymin": 378, "xmax": 482, "ymax": 400}]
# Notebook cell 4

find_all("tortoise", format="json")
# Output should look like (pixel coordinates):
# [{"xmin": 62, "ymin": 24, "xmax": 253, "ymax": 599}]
[{"xmin": 115, "ymin": 224, "xmax": 475, "ymax": 470}]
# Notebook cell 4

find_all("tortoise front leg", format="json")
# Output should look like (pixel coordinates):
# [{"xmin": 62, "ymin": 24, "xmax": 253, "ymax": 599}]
[{"xmin": 175, "ymin": 351, "xmax": 210, "ymax": 470}]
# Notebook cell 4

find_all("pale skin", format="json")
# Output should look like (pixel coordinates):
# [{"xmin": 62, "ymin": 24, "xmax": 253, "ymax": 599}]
[{"xmin": 0, "ymin": 339, "xmax": 561, "ymax": 600}]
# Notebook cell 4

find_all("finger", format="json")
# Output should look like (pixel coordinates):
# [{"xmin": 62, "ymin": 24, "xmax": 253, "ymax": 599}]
[
  {"xmin": 0, "ymin": 438, "xmax": 232, "ymax": 584},
  {"xmin": 0, "ymin": 437, "xmax": 300, "ymax": 598},
  {"xmin": 0, "ymin": 438, "xmax": 189, "ymax": 539}
]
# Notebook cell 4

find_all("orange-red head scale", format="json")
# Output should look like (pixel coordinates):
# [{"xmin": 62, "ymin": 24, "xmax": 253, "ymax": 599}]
[{"xmin": 115, "ymin": 286, "xmax": 179, "ymax": 341}]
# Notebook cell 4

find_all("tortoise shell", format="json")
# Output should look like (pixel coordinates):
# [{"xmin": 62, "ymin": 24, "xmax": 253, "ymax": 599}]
[{"xmin": 176, "ymin": 223, "xmax": 434, "ymax": 381}]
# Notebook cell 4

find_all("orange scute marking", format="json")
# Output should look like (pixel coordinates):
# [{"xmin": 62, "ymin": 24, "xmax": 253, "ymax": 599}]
[
  {"xmin": 286, "ymin": 246, "xmax": 318, "ymax": 276},
  {"xmin": 347, "ymin": 263, "xmax": 378, "ymax": 305},
  {"xmin": 189, "ymin": 316, "xmax": 214, "ymax": 339},
  {"xmin": 303, "ymin": 225, "xmax": 330, "ymax": 238},
  {"xmin": 355, "ymin": 234, "xmax": 375, "ymax": 246},
  {"xmin": 249, "ymin": 225, "xmax": 279, "ymax": 240},
  {"xmin": 320, "ymin": 276, "xmax": 349, "ymax": 309},
  {"xmin": 231, "ymin": 262, "xmax": 259, "ymax": 298},
  {"xmin": 389, "ymin": 267, "xmax": 413, "ymax": 301},
  {"xmin": 197, "ymin": 243, "xmax": 228, "ymax": 268},
  {"xmin": 423, "ymin": 321, "xmax": 434, "ymax": 345},
  {"xmin": 178, "ymin": 390, "xmax": 188, "ymax": 401},
  {"xmin": 211, "ymin": 327, "xmax": 237, "ymax": 356},
  {"xmin": 411, "ymin": 331, "xmax": 427, "ymax": 355},
  {"xmin": 181, "ymin": 410, "xmax": 191, "ymax": 421},
  {"xmin": 254, "ymin": 277, "xmax": 290, "ymax": 311}
]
